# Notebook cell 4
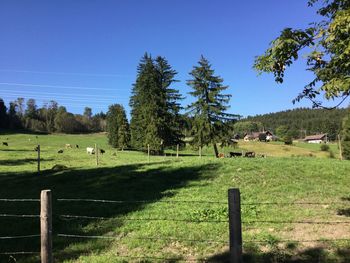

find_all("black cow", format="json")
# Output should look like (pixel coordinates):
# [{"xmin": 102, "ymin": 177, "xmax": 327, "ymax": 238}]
[
  {"xmin": 75, "ymin": 144, "xmax": 79, "ymax": 148},
  {"xmin": 57, "ymin": 149, "xmax": 64, "ymax": 154},
  {"xmin": 99, "ymin": 149, "xmax": 105, "ymax": 154},
  {"xmin": 2, "ymin": 142, "xmax": 8, "ymax": 146},
  {"xmin": 229, "ymin": 152, "xmax": 242, "ymax": 157}
]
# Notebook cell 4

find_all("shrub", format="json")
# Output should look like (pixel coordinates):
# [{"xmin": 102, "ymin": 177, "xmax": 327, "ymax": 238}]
[
  {"xmin": 283, "ymin": 135, "xmax": 293, "ymax": 145},
  {"xmin": 320, "ymin": 144, "xmax": 330, "ymax": 151}
]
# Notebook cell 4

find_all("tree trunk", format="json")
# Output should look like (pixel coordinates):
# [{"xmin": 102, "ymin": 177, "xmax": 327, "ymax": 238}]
[{"xmin": 213, "ymin": 143, "xmax": 219, "ymax": 158}]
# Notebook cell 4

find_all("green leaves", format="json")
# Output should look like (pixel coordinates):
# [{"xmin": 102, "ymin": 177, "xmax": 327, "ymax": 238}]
[{"xmin": 254, "ymin": 0, "xmax": 350, "ymax": 107}]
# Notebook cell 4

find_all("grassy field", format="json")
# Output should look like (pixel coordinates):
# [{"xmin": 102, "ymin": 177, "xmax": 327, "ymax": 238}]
[{"xmin": 0, "ymin": 131, "xmax": 350, "ymax": 262}]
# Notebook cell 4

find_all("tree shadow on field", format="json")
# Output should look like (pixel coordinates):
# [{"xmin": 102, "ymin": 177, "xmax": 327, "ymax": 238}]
[
  {"xmin": 337, "ymin": 197, "xmax": 350, "ymax": 217},
  {"xmin": 207, "ymin": 245, "xmax": 350, "ymax": 263},
  {"xmin": 0, "ymin": 158, "xmax": 54, "ymax": 166},
  {"xmin": 0, "ymin": 162, "xmax": 219, "ymax": 262}
]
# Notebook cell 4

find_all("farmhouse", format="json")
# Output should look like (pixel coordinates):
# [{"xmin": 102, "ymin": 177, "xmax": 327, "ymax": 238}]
[
  {"xmin": 304, "ymin": 134, "xmax": 328, "ymax": 144},
  {"xmin": 243, "ymin": 131, "xmax": 276, "ymax": 142}
]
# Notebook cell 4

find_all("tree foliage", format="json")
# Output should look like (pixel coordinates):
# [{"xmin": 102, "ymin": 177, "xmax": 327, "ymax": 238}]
[
  {"xmin": 254, "ymin": 0, "xmax": 350, "ymax": 108},
  {"xmin": 130, "ymin": 53, "xmax": 183, "ymax": 154},
  {"xmin": 187, "ymin": 55, "xmax": 238, "ymax": 157},
  {"xmin": 341, "ymin": 109, "xmax": 350, "ymax": 160},
  {"xmin": 107, "ymin": 104, "xmax": 130, "ymax": 149}
]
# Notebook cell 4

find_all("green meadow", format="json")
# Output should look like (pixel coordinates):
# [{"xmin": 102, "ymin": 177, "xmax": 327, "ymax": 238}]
[{"xmin": 1, "ymin": 132, "xmax": 350, "ymax": 262}]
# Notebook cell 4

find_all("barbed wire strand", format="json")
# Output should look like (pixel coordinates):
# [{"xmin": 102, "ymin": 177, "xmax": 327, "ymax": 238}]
[
  {"xmin": 0, "ymin": 214, "xmax": 40, "ymax": 218},
  {"xmin": 0, "ymin": 234, "xmax": 40, "ymax": 240},
  {"xmin": 0, "ymin": 199, "xmax": 39, "ymax": 202},
  {"xmin": 57, "ymin": 198, "xmax": 227, "ymax": 204},
  {"xmin": 0, "ymin": 252, "xmax": 39, "ymax": 255},
  {"xmin": 57, "ymin": 233, "xmax": 228, "ymax": 244},
  {"xmin": 59, "ymin": 214, "xmax": 228, "ymax": 223},
  {"xmin": 245, "ymin": 238, "xmax": 350, "ymax": 243},
  {"xmin": 243, "ymin": 220, "xmax": 350, "ymax": 225}
]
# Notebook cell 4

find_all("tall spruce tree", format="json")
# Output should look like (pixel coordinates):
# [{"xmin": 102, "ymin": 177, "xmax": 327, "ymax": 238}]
[
  {"xmin": 0, "ymin": 98, "xmax": 8, "ymax": 128},
  {"xmin": 187, "ymin": 55, "xmax": 236, "ymax": 157},
  {"xmin": 130, "ymin": 53, "xmax": 182, "ymax": 154},
  {"xmin": 107, "ymin": 104, "xmax": 130, "ymax": 150}
]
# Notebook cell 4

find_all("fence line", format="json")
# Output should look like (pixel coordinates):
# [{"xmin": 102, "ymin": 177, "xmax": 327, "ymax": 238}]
[
  {"xmin": 243, "ymin": 220, "xmax": 350, "ymax": 225},
  {"xmin": 0, "ymin": 252, "xmax": 40, "ymax": 255},
  {"xmin": 0, "ymin": 234, "xmax": 40, "ymax": 240},
  {"xmin": 0, "ymin": 198, "xmax": 40, "ymax": 202},
  {"xmin": 57, "ymin": 198, "xmax": 227, "ymax": 204},
  {"xmin": 0, "ymin": 213, "xmax": 40, "ymax": 218},
  {"xmin": 59, "ymin": 214, "xmax": 229, "ymax": 223},
  {"xmin": 57, "ymin": 198, "xmax": 349, "ymax": 206},
  {"xmin": 245, "ymin": 238, "xmax": 350, "ymax": 243},
  {"xmin": 57, "ymin": 233, "xmax": 229, "ymax": 244}
]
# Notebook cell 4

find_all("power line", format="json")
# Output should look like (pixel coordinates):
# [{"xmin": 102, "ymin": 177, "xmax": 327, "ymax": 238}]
[
  {"xmin": 0, "ymin": 82, "xmax": 129, "ymax": 91},
  {"xmin": 0, "ymin": 69, "xmax": 131, "ymax": 78}
]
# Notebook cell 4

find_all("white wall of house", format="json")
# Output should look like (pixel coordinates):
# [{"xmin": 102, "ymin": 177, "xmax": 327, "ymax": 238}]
[{"xmin": 308, "ymin": 139, "xmax": 324, "ymax": 144}]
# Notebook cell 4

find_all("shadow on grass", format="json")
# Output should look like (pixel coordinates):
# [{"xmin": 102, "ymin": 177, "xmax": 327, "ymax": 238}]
[
  {"xmin": 0, "ymin": 158, "xmax": 54, "ymax": 166},
  {"xmin": 207, "ymin": 245, "xmax": 350, "ymax": 263},
  {"xmin": 0, "ymin": 161, "xmax": 219, "ymax": 262}
]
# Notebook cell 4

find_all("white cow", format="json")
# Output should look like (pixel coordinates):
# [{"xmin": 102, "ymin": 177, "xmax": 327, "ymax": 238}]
[{"xmin": 86, "ymin": 147, "xmax": 95, "ymax": 154}]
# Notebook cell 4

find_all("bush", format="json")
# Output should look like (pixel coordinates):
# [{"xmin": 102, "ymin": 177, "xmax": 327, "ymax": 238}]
[
  {"xmin": 320, "ymin": 144, "xmax": 330, "ymax": 151},
  {"xmin": 283, "ymin": 135, "xmax": 293, "ymax": 145}
]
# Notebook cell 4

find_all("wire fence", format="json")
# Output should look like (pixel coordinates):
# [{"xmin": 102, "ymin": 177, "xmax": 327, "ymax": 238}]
[{"xmin": 1, "ymin": 190, "xmax": 350, "ymax": 262}]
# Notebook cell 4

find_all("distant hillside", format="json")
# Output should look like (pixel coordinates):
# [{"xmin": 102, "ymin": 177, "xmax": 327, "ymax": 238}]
[{"xmin": 241, "ymin": 108, "xmax": 348, "ymax": 140}]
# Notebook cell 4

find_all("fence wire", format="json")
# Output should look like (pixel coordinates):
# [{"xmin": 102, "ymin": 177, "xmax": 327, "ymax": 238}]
[
  {"xmin": 243, "ymin": 220, "xmax": 350, "ymax": 225},
  {"xmin": 59, "ymin": 214, "xmax": 228, "ymax": 223},
  {"xmin": 0, "ymin": 214, "xmax": 40, "ymax": 218},
  {"xmin": 0, "ymin": 198, "xmax": 39, "ymax": 202},
  {"xmin": 0, "ymin": 234, "xmax": 40, "ymax": 240},
  {"xmin": 57, "ymin": 233, "xmax": 228, "ymax": 244}
]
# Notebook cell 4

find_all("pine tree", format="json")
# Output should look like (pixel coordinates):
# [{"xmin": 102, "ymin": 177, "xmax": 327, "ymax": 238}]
[
  {"xmin": 130, "ymin": 53, "xmax": 182, "ymax": 154},
  {"xmin": 187, "ymin": 55, "xmax": 237, "ymax": 157},
  {"xmin": 155, "ymin": 56, "xmax": 183, "ymax": 147},
  {"xmin": 341, "ymin": 109, "xmax": 350, "ymax": 160},
  {"xmin": 0, "ymin": 98, "xmax": 8, "ymax": 128},
  {"xmin": 107, "ymin": 104, "xmax": 130, "ymax": 150}
]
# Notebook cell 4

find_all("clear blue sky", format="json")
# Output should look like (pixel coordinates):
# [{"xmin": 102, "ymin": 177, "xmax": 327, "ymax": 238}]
[{"xmin": 1, "ymin": 0, "xmax": 347, "ymax": 118}]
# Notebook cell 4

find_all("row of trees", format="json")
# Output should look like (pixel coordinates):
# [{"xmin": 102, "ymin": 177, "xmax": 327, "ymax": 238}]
[
  {"xmin": 0, "ymin": 98, "xmax": 106, "ymax": 133},
  {"xmin": 106, "ymin": 54, "xmax": 238, "ymax": 156}
]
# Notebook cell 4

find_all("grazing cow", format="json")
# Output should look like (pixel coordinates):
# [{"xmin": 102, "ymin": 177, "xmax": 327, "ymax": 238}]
[
  {"xmin": 244, "ymin": 151, "xmax": 255, "ymax": 158},
  {"xmin": 99, "ymin": 149, "xmax": 105, "ymax": 154},
  {"xmin": 57, "ymin": 149, "xmax": 64, "ymax": 154},
  {"xmin": 86, "ymin": 147, "xmax": 95, "ymax": 154},
  {"xmin": 75, "ymin": 144, "xmax": 79, "ymax": 148},
  {"xmin": 218, "ymin": 153, "xmax": 225, "ymax": 158},
  {"xmin": 65, "ymin": 144, "xmax": 72, "ymax": 149},
  {"xmin": 2, "ymin": 142, "xmax": 8, "ymax": 146},
  {"xmin": 229, "ymin": 152, "xmax": 242, "ymax": 157}
]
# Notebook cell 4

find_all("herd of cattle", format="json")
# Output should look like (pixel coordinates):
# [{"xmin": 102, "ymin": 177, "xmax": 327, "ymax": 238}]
[{"xmin": 1, "ymin": 140, "xmax": 105, "ymax": 155}]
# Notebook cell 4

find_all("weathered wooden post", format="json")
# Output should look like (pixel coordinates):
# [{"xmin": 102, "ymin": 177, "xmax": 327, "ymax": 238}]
[
  {"xmin": 41, "ymin": 190, "xmax": 53, "ymax": 263},
  {"xmin": 199, "ymin": 146, "xmax": 202, "ymax": 158},
  {"xmin": 176, "ymin": 144, "xmax": 179, "ymax": 158},
  {"xmin": 95, "ymin": 143, "xmax": 99, "ymax": 165},
  {"xmin": 147, "ymin": 144, "xmax": 150, "ymax": 163},
  {"xmin": 228, "ymin": 188, "xmax": 243, "ymax": 263},
  {"xmin": 338, "ymin": 134, "xmax": 343, "ymax": 160},
  {"xmin": 37, "ymin": 145, "xmax": 40, "ymax": 173}
]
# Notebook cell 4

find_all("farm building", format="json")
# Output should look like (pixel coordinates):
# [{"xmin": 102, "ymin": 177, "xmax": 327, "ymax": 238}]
[
  {"xmin": 243, "ymin": 131, "xmax": 276, "ymax": 142},
  {"xmin": 304, "ymin": 134, "xmax": 328, "ymax": 144}
]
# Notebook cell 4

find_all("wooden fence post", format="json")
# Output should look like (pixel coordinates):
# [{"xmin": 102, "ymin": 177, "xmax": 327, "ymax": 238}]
[
  {"xmin": 37, "ymin": 145, "xmax": 40, "ymax": 173},
  {"xmin": 147, "ymin": 144, "xmax": 150, "ymax": 163},
  {"xmin": 228, "ymin": 188, "xmax": 243, "ymax": 263},
  {"xmin": 338, "ymin": 134, "xmax": 343, "ymax": 160},
  {"xmin": 95, "ymin": 143, "xmax": 99, "ymax": 165},
  {"xmin": 199, "ymin": 146, "xmax": 202, "ymax": 158},
  {"xmin": 41, "ymin": 190, "xmax": 53, "ymax": 263},
  {"xmin": 176, "ymin": 144, "xmax": 179, "ymax": 158}
]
